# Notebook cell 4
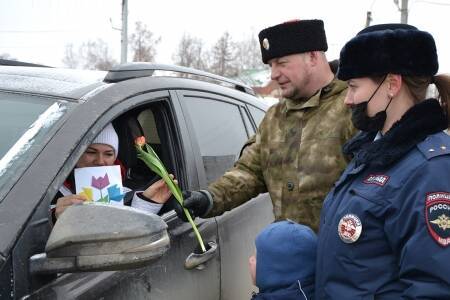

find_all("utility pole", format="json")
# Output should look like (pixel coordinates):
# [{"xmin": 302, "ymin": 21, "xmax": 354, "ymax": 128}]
[
  {"xmin": 394, "ymin": 0, "xmax": 409, "ymax": 23},
  {"xmin": 121, "ymin": 0, "xmax": 128, "ymax": 63},
  {"xmin": 365, "ymin": 11, "xmax": 373, "ymax": 27},
  {"xmin": 400, "ymin": 0, "xmax": 408, "ymax": 24}
]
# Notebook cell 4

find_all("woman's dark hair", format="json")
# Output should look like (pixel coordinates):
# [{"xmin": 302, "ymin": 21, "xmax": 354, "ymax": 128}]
[
  {"xmin": 403, "ymin": 75, "xmax": 450, "ymax": 126},
  {"xmin": 370, "ymin": 74, "xmax": 450, "ymax": 127}
]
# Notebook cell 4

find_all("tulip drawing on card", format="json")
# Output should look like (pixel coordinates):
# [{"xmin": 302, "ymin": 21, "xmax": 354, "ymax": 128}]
[
  {"xmin": 91, "ymin": 173, "xmax": 110, "ymax": 203},
  {"xmin": 107, "ymin": 184, "xmax": 125, "ymax": 202}
]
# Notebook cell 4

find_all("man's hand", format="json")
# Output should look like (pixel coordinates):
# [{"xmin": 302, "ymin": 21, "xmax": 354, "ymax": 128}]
[
  {"xmin": 55, "ymin": 194, "xmax": 87, "ymax": 219},
  {"xmin": 174, "ymin": 190, "xmax": 213, "ymax": 222}
]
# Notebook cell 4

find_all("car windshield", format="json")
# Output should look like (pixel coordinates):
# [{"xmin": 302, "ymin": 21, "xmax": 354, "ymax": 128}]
[{"xmin": 0, "ymin": 91, "xmax": 73, "ymax": 200}]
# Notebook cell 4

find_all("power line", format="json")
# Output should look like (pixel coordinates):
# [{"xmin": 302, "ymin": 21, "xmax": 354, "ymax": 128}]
[
  {"xmin": 414, "ymin": 0, "xmax": 450, "ymax": 5},
  {"xmin": 369, "ymin": 0, "xmax": 379, "ymax": 10},
  {"xmin": 0, "ymin": 30, "xmax": 86, "ymax": 34},
  {"xmin": 0, "ymin": 45, "xmax": 60, "ymax": 49}
]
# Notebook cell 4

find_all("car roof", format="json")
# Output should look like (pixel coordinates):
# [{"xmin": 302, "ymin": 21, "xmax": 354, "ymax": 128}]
[
  {"xmin": 0, "ymin": 66, "xmax": 106, "ymax": 100},
  {"xmin": 0, "ymin": 63, "xmax": 270, "ymax": 109}
]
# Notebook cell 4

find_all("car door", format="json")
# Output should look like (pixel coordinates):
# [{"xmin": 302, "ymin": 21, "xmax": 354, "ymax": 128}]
[
  {"xmin": 7, "ymin": 78, "xmax": 220, "ymax": 299},
  {"xmin": 177, "ymin": 89, "xmax": 275, "ymax": 300},
  {"xmin": 97, "ymin": 86, "xmax": 221, "ymax": 300}
]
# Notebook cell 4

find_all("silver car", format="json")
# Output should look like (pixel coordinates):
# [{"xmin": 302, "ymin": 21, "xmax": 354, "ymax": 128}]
[{"xmin": 0, "ymin": 62, "xmax": 274, "ymax": 299}]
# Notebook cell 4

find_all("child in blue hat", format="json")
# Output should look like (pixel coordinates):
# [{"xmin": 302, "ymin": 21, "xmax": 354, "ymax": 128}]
[{"xmin": 249, "ymin": 220, "xmax": 317, "ymax": 300}]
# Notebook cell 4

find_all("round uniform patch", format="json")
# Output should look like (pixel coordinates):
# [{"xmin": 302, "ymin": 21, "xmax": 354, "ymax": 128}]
[
  {"xmin": 262, "ymin": 38, "xmax": 270, "ymax": 50},
  {"xmin": 338, "ymin": 214, "xmax": 362, "ymax": 243}
]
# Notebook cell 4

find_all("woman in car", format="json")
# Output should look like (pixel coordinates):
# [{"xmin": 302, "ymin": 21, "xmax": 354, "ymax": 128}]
[
  {"xmin": 52, "ymin": 123, "xmax": 174, "ymax": 221},
  {"xmin": 315, "ymin": 23, "xmax": 450, "ymax": 298}
]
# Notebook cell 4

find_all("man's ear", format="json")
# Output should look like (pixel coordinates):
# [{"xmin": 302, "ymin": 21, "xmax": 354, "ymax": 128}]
[
  {"xmin": 307, "ymin": 51, "xmax": 319, "ymax": 67},
  {"xmin": 386, "ymin": 74, "xmax": 402, "ymax": 97}
]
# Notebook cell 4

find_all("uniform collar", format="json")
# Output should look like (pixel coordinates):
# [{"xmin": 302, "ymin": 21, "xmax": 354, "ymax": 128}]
[
  {"xmin": 284, "ymin": 78, "xmax": 347, "ymax": 112},
  {"xmin": 343, "ymin": 98, "xmax": 447, "ymax": 168},
  {"xmin": 374, "ymin": 131, "xmax": 383, "ymax": 141}
]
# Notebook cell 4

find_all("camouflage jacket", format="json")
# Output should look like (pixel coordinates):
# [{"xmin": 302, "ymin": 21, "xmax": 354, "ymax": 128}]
[{"xmin": 207, "ymin": 78, "xmax": 356, "ymax": 231}]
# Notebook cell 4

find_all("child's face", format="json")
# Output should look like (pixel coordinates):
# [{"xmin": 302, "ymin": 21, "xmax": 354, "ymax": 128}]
[{"xmin": 248, "ymin": 254, "xmax": 256, "ymax": 286}]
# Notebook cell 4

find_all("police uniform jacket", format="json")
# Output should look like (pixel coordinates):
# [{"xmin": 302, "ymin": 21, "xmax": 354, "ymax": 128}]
[
  {"xmin": 207, "ymin": 78, "xmax": 355, "ymax": 232},
  {"xmin": 250, "ymin": 280, "xmax": 313, "ymax": 300},
  {"xmin": 316, "ymin": 99, "xmax": 450, "ymax": 298}
]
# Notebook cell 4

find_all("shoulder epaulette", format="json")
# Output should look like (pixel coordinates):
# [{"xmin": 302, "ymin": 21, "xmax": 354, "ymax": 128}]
[{"xmin": 417, "ymin": 131, "xmax": 450, "ymax": 160}]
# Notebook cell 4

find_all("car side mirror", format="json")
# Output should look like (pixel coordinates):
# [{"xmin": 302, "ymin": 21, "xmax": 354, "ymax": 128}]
[{"xmin": 29, "ymin": 204, "xmax": 170, "ymax": 274}]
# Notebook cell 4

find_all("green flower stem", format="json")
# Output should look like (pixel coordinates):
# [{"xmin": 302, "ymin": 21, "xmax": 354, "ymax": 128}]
[{"xmin": 135, "ymin": 144, "xmax": 206, "ymax": 253}]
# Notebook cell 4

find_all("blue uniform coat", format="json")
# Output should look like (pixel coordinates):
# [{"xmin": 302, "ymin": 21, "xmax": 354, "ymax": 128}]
[
  {"xmin": 316, "ymin": 99, "xmax": 450, "ymax": 299},
  {"xmin": 251, "ymin": 280, "xmax": 314, "ymax": 300}
]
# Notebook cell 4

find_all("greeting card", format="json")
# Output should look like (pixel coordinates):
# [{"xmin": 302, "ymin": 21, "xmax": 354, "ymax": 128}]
[{"xmin": 74, "ymin": 165, "xmax": 124, "ymax": 206}]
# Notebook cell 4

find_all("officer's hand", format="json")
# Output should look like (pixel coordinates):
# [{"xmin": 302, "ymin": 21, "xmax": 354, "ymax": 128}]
[{"xmin": 174, "ymin": 190, "xmax": 212, "ymax": 222}]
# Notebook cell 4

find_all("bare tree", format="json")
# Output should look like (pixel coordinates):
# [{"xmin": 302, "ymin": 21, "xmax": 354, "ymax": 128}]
[
  {"xmin": 129, "ymin": 21, "xmax": 161, "ymax": 62},
  {"xmin": 62, "ymin": 43, "xmax": 79, "ymax": 69},
  {"xmin": 0, "ymin": 53, "xmax": 17, "ymax": 60},
  {"xmin": 172, "ymin": 33, "xmax": 206, "ymax": 70},
  {"xmin": 235, "ymin": 33, "xmax": 265, "ymax": 72},
  {"xmin": 80, "ymin": 39, "xmax": 117, "ymax": 71},
  {"xmin": 209, "ymin": 31, "xmax": 239, "ymax": 77}
]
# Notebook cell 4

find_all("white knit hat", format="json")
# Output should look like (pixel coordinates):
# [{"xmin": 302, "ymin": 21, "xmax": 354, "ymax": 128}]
[{"xmin": 92, "ymin": 123, "xmax": 119, "ymax": 156}]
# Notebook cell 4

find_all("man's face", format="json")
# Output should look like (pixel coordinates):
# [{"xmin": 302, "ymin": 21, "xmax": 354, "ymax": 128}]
[
  {"xmin": 76, "ymin": 143, "xmax": 116, "ymax": 168},
  {"xmin": 269, "ymin": 53, "xmax": 312, "ymax": 100}
]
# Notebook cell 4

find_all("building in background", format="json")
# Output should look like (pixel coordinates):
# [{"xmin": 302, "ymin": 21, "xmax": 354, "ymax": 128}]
[{"xmin": 236, "ymin": 68, "xmax": 280, "ymax": 106}]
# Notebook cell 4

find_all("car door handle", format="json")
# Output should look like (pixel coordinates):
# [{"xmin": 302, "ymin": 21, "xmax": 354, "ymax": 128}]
[{"xmin": 184, "ymin": 241, "xmax": 217, "ymax": 270}]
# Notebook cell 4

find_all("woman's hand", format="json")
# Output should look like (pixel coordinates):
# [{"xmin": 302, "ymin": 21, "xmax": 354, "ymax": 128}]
[
  {"xmin": 55, "ymin": 194, "xmax": 87, "ymax": 219},
  {"xmin": 142, "ymin": 174, "xmax": 177, "ymax": 204}
]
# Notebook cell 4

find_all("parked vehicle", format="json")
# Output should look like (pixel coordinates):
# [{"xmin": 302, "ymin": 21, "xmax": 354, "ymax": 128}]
[{"xmin": 0, "ymin": 61, "xmax": 275, "ymax": 299}]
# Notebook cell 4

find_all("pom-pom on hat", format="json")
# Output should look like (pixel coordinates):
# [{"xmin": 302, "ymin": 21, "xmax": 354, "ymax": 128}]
[
  {"xmin": 337, "ymin": 23, "xmax": 438, "ymax": 81},
  {"xmin": 255, "ymin": 220, "xmax": 317, "ymax": 292},
  {"xmin": 258, "ymin": 19, "xmax": 328, "ymax": 64},
  {"xmin": 92, "ymin": 123, "xmax": 119, "ymax": 157}
]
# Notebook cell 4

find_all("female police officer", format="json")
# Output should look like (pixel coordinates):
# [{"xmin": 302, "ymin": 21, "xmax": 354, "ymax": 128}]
[{"xmin": 315, "ymin": 23, "xmax": 450, "ymax": 298}]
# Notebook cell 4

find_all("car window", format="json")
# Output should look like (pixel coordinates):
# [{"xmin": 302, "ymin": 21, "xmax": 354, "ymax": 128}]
[
  {"xmin": 138, "ymin": 109, "xmax": 161, "ymax": 144},
  {"xmin": 0, "ymin": 91, "xmax": 72, "ymax": 200},
  {"xmin": 183, "ymin": 97, "xmax": 248, "ymax": 184},
  {"xmin": 248, "ymin": 105, "xmax": 266, "ymax": 127},
  {"xmin": 241, "ymin": 108, "xmax": 255, "ymax": 135}
]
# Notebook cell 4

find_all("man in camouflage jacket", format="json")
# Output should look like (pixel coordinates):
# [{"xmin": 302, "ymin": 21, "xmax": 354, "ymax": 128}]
[{"xmin": 179, "ymin": 20, "xmax": 356, "ymax": 232}]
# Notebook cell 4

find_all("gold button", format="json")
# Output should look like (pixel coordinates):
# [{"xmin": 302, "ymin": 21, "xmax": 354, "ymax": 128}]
[
  {"xmin": 441, "ymin": 146, "xmax": 447, "ymax": 150},
  {"xmin": 429, "ymin": 148, "xmax": 435, "ymax": 152}
]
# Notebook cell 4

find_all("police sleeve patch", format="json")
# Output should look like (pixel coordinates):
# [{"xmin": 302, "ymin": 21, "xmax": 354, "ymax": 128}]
[
  {"xmin": 425, "ymin": 192, "xmax": 450, "ymax": 247},
  {"xmin": 363, "ymin": 174, "xmax": 389, "ymax": 186}
]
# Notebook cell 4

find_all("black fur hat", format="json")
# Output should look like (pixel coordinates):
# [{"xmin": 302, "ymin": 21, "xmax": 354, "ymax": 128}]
[
  {"xmin": 337, "ymin": 23, "xmax": 438, "ymax": 81},
  {"xmin": 258, "ymin": 19, "xmax": 328, "ymax": 64}
]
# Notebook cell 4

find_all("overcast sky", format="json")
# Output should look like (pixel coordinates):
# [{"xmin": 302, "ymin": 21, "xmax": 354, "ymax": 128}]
[{"xmin": 0, "ymin": 0, "xmax": 449, "ymax": 73}]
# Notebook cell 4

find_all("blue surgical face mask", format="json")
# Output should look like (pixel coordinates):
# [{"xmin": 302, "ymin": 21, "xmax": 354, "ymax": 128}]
[{"xmin": 350, "ymin": 76, "xmax": 392, "ymax": 132}]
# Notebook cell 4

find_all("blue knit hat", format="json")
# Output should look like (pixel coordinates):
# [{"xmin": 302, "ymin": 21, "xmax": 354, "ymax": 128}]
[
  {"xmin": 255, "ymin": 220, "xmax": 317, "ymax": 292},
  {"xmin": 337, "ymin": 23, "xmax": 438, "ymax": 81}
]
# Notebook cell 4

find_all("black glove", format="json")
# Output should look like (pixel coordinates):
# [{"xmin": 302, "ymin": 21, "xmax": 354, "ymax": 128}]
[{"xmin": 174, "ymin": 190, "xmax": 212, "ymax": 222}]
